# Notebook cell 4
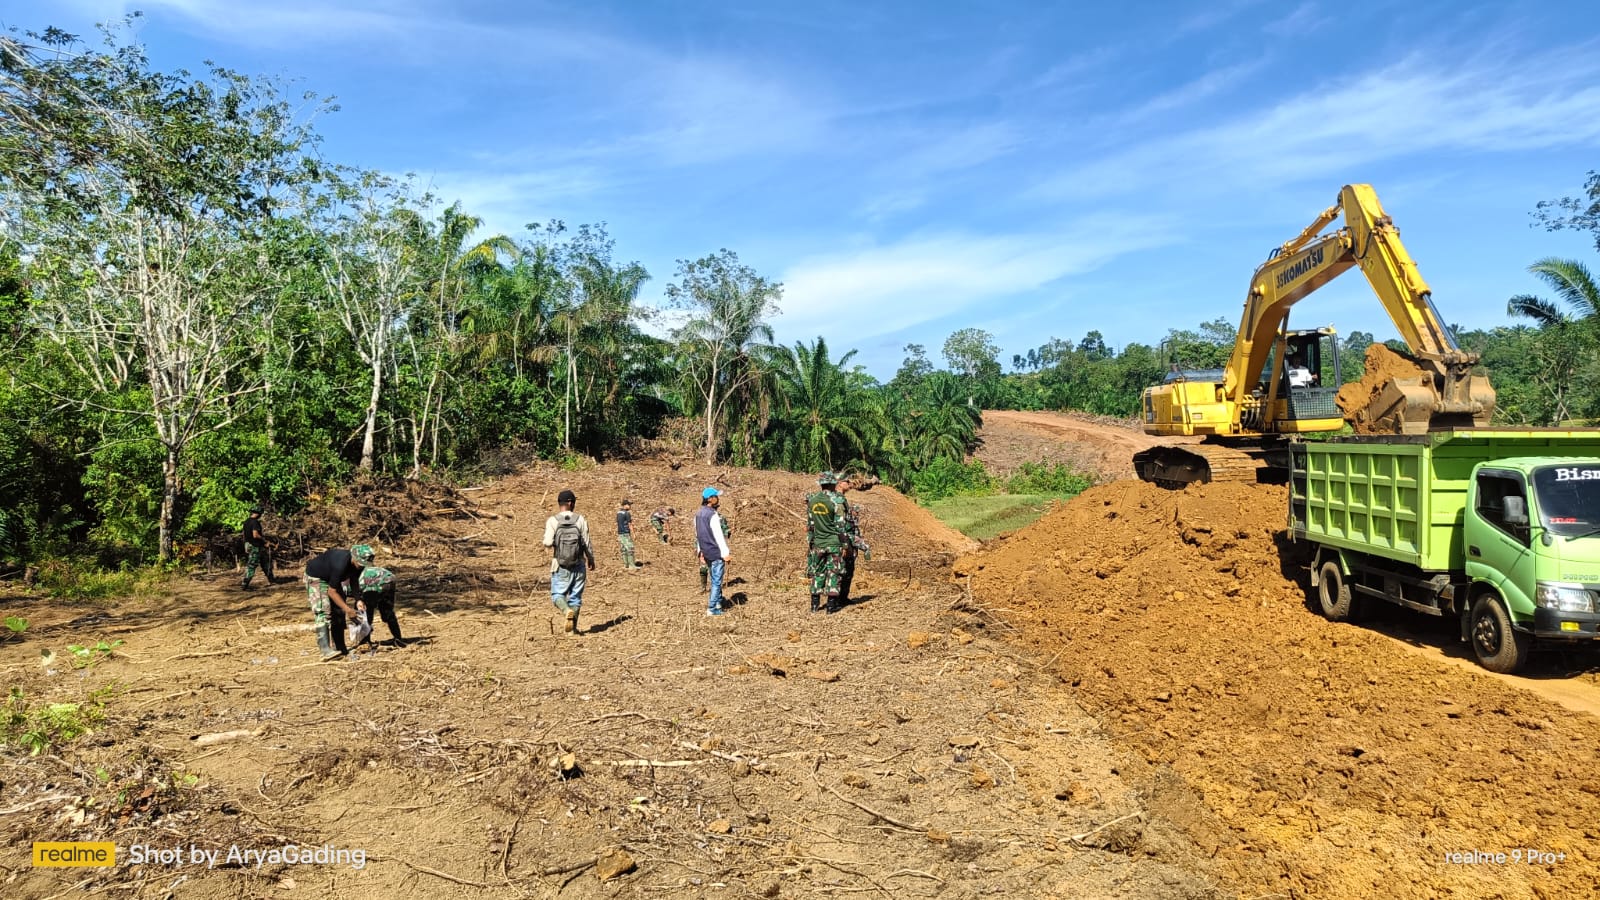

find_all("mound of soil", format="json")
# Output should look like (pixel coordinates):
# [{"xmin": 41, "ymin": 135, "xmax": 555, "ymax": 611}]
[
  {"xmin": 273, "ymin": 475, "xmax": 485, "ymax": 563},
  {"xmin": 957, "ymin": 480, "xmax": 1600, "ymax": 899},
  {"xmin": 1336, "ymin": 344, "xmax": 1432, "ymax": 431}
]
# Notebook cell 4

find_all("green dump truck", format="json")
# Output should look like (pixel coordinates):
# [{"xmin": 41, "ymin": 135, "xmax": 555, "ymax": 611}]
[{"xmin": 1291, "ymin": 430, "xmax": 1600, "ymax": 673}]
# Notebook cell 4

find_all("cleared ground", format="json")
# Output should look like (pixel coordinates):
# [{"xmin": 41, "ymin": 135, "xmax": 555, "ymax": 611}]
[
  {"xmin": 1, "ymin": 463, "xmax": 1220, "ymax": 899},
  {"xmin": 7, "ymin": 414, "xmax": 1600, "ymax": 899}
]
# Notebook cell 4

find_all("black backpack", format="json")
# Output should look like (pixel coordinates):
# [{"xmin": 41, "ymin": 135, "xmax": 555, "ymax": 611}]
[{"xmin": 553, "ymin": 516, "xmax": 585, "ymax": 568}]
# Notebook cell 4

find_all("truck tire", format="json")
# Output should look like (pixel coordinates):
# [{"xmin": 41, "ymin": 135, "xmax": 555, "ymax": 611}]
[
  {"xmin": 1317, "ymin": 560, "xmax": 1359, "ymax": 621},
  {"xmin": 1469, "ymin": 593, "xmax": 1531, "ymax": 674}
]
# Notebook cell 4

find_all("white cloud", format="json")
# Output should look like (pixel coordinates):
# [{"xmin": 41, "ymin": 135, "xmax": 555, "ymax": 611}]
[
  {"xmin": 1041, "ymin": 46, "xmax": 1600, "ymax": 200},
  {"xmin": 775, "ymin": 216, "xmax": 1180, "ymax": 342}
]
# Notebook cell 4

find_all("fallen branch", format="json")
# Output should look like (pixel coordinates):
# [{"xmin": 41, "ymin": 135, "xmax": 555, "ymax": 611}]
[
  {"xmin": 1069, "ymin": 811, "xmax": 1144, "ymax": 847},
  {"xmin": 190, "ymin": 727, "xmax": 263, "ymax": 747},
  {"xmin": 0, "ymin": 793, "xmax": 71, "ymax": 815},
  {"xmin": 601, "ymin": 758, "xmax": 707, "ymax": 768},
  {"xmin": 165, "ymin": 649, "xmax": 233, "ymax": 661},
  {"xmin": 396, "ymin": 858, "xmax": 501, "ymax": 888},
  {"xmin": 812, "ymin": 770, "xmax": 926, "ymax": 833},
  {"xmin": 888, "ymin": 869, "xmax": 945, "ymax": 882},
  {"xmin": 538, "ymin": 858, "xmax": 597, "ymax": 877}
]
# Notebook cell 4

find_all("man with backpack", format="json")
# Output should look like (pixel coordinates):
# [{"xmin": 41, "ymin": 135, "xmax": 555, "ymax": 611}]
[{"xmin": 543, "ymin": 489, "xmax": 596, "ymax": 634}]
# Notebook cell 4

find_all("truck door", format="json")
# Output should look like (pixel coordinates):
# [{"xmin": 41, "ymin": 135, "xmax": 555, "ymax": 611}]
[{"xmin": 1464, "ymin": 468, "xmax": 1537, "ymax": 619}]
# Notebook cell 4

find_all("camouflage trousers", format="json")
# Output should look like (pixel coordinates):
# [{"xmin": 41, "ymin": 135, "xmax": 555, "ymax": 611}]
[
  {"xmin": 807, "ymin": 547, "xmax": 844, "ymax": 597},
  {"xmin": 243, "ymin": 544, "xmax": 261, "ymax": 586},
  {"xmin": 305, "ymin": 577, "xmax": 349, "ymax": 652}
]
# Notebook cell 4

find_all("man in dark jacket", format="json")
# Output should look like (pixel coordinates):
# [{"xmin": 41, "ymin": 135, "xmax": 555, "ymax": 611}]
[
  {"xmin": 242, "ymin": 505, "xmax": 270, "ymax": 590},
  {"xmin": 694, "ymin": 488, "xmax": 732, "ymax": 616},
  {"xmin": 304, "ymin": 544, "xmax": 373, "ymax": 660}
]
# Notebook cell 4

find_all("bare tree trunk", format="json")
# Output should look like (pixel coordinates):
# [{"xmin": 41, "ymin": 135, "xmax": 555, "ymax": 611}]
[
  {"xmin": 361, "ymin": 351, "xmax": 382, "ymax": 470},
  {"xmin": 159, "ymin": 445, "xmax": 180, "ymax": 563},
  {"xmin": 704, "ymin": 361, "xmax": 719, "ymax": 465}
]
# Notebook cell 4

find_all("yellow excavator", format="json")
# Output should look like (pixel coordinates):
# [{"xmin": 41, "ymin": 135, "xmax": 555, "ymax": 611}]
[{"xmin": 1133, "ymin": 183, "xmax": 1496, "ymax": 486}]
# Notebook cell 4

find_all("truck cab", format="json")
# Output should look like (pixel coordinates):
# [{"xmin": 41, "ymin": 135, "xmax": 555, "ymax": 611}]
[{"xmin": 1464, "ymin": 459, "xmax": 1600, "ymax": 669}]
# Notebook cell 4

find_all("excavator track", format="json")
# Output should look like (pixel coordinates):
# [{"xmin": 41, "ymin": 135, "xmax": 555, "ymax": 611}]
[{"xmin": 1133, "ymin": 443, "xmax": 1281, "ymax": 488}]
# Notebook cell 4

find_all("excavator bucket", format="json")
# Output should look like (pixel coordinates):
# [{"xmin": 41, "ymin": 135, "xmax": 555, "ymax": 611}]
[{"xmin": 1338, "ymin": 345, "xmax": 1496, "ymax": 435}]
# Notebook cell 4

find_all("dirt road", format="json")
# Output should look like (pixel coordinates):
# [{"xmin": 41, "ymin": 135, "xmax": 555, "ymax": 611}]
[
  {"xmin": 977, "ymin": 410, "xmax": 1178, "ymax": 482},
  {"xmin": 2, "ymin": 464, "xmax": 1220, "ymax": 899}
]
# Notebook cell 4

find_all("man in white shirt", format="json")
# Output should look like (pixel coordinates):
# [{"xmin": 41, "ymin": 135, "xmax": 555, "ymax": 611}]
[
  {"xmin": 694, "ymin": 487, "xmax": 732, "ymax": 616},
  {"xmin": 543, "ymin": 489, "xmax": 595, "ymax": 634},
  {"xmin": 1286, "ymin": 353, "xmax": 1314, "ymax": 389}
]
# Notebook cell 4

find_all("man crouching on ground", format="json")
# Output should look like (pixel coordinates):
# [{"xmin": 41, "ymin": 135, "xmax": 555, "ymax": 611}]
[{"xmin": 544, "ymin": 489, "xmax": 596, "ymax": 634}]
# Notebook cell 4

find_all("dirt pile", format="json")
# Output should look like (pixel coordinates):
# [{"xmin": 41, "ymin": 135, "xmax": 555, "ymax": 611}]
[
  {"xmin": 1335, "ymin": 344, "xmax": 1432, "ymax": 431},
  {"xmin": 274, "ymin": 474, "xmax": 484, "ymax": 563},
  {"xmin": 957, "ymin": 480, "xmax": 1600, "ymax": 900}
]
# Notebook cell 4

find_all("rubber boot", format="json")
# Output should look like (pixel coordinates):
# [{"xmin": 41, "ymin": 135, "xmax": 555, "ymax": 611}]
[
  {"xmin": 810, "ymin": 594, "xmax": 821, "ymax": 613},
  {"xmin": 315, "ymin": 623, "xmax": 341, "ymax": 661},
  {"xmin": 564, "ymin": 609, "xmax": 579, "ymax": 635}
]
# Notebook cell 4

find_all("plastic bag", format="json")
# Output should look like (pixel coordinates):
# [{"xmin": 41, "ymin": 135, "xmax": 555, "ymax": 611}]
[{"xmin": 346, "ymin": 610, "xmax": 372, "ymax": 648}]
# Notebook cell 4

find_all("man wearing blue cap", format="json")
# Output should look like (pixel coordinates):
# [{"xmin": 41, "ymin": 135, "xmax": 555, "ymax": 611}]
[{"xmin": 694, "ymin": 487, "xmax": 732, "ymax": 616}]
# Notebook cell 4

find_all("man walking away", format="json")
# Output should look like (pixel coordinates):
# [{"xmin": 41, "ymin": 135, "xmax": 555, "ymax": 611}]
[
  {"xmin": 242, "ymin": 505, "xmax": 269, "ymax": 590},
  {"xmin": 544, "ymin": 489, "xmax": 596, "ymax": 634},
  {"xmin": 358, "ymin": 565, "xmax": 405, "ymax": 647},
  {"xmin": 304, "ymin": 544, "xmax": 373, "ymax": 660},
  {"xmin": 806, "ymin": 473, "xmax": 849, "ymax": 613},
  {"xmin": 617, "ymin": 499, "xmax": 641, "ymax": 571},
  {"xmin": 695, "ymin": 488, "xmax": 732, "ymax": 616}
]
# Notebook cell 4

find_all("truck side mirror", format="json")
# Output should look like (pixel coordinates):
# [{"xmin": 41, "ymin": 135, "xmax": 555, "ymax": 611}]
[{"xmin": 1503, "ymin": 495, "xmax": 1528, "ymax": 527}]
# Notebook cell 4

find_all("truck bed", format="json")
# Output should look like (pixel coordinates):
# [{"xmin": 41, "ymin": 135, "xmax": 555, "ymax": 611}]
[{"xmin": 1291, "ymin": 429, "xmax": 1600, "ymax": 571}]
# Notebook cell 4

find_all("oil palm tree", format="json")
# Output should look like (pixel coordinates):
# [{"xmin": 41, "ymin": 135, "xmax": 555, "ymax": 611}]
[
  {"xmin": 764, "ymin": 337, "xmax": 875, "ymax": 471},
  {"xmin": 1507, "ymin": 258, "xmax": 1600, "ymax": 328}
]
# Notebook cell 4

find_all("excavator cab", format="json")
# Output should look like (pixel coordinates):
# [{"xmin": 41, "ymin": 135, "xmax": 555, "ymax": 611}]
[{"xmin": 1246, "ymin": 326, "xmax": 1343, "ymax": 433}]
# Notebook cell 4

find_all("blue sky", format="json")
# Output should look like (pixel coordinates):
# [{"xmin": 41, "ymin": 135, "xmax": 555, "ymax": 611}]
[{"xmin": 10, "ymin": 1, "xmax": 1600, "ymax": 377}]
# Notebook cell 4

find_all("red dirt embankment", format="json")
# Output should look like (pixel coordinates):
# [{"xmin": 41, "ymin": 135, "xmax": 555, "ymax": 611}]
[{"xmin": 956, "ymin": 480, "xmax": 1600, "ymax": 900}]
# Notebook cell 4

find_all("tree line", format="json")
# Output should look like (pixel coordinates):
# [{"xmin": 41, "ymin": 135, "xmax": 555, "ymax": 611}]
[
  {"xmin": 0, "ymin": 23, "xmax": 988, "ymax": 565},
  {"xmin": 2, "ymin": 23, "xmax": 1595, "ymax": 568}
]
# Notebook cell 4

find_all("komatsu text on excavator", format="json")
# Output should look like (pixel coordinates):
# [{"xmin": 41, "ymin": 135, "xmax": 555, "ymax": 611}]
[{"xmin": 1134, "ymin": 184, "xmax": 1496, "ymax": 486}]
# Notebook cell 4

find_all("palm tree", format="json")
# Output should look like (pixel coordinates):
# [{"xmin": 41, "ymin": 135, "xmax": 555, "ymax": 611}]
[
  {"xmin": 764, "ymin": 337, "xmax": 875, "ymax": 471},
  {"xmin": 908, "ymin": 372, "xmax": 982, "ymax": 466},
  {"xmin": 1507, "ymin": 258, "xmax": 1600, "ymax": 327},
  {"xmin": 1507, "ymin": 257, "xmax": 1600, "ymax": 425}
]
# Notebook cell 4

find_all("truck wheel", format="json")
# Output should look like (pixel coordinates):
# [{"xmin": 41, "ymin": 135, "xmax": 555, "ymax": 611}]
[
  {"xmin": 1469, "ymin": 593, "xmax": 1531, "ymax": 674},
  {"xmin": 1317, "ymin": 560, "xmax": 1359, "ymax": 621}
]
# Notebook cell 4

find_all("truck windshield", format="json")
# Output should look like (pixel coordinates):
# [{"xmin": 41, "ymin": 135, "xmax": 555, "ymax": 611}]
[{"xmin": 1533, "ymin": 466, "xmax": 1600, "ymax": 537}]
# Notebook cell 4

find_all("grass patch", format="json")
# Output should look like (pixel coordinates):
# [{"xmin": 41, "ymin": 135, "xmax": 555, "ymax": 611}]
[{"xmin": 926, "ymin": 492, "xmax": 1078, "ymax": 541}]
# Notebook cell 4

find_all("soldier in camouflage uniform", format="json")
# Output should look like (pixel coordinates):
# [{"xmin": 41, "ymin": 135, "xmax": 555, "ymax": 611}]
[
  {"xmin": 357, "ymin": 565, "xmax": 406, "ymax": 648},
  {"xmin": 241, "ymin": 505, "xmax": 269, "ymax": 590},
  {"xmin": 837, "ymin": 478, "xmax": 870, "ymax": 603},
  {"xmin": 699, "ymin": 511, "xmax": 732, "ymax": 591},
  {"xmin": 806, "ymin": 472, "xmax": 850, "ymax": 613}
]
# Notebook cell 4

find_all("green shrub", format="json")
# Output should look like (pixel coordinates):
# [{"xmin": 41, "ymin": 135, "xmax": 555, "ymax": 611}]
[
  {"xmin": 34, "ymin": 559, "xmax": 158, "ymax": 601},
  {"xmin": 911, "ymin": 457, "xmax": 993, "ymax": 502},
  {"xmin": 1, "ymin": 687, "xmax": 109, "ymax": 756},
  {"xmin": 1005, "ymin": 461, "xmax": 1093, "ymax": 496}
]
